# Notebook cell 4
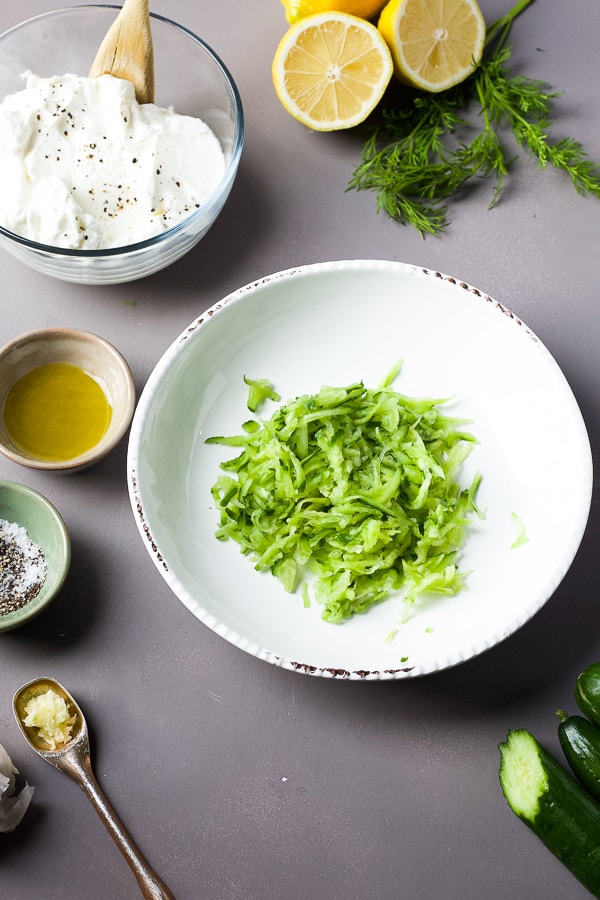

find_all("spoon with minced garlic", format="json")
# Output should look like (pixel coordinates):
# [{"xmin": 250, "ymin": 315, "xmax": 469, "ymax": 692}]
[
  {"xmin": 13, "ymin": 677, "xmax": 174, "ymax": 900},
  {"xmin": 89, "ymin": 0, "xmax": 154, "ymax": 104}
]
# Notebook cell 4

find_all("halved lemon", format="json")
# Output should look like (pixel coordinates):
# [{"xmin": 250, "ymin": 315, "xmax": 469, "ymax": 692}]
[
  {"xmin": 281, "ymin": 0, "xmax": 388, "ymax": 24},
  {"xmin": 378, "ymin": 0, "xmax": 486, "ymax": 92},
  {"xmin": 272, "ymin": 12, "xmax": 393, "ymax": 131}
]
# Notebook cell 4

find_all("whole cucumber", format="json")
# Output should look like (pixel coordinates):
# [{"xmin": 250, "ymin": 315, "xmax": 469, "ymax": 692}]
[
  {"xmin": 575, "ymin": 662, "xmax": 600, "ymax": 725},
  {"xmin": 558, "ymin": 711, "xmax": 600, "ymax": 802}
]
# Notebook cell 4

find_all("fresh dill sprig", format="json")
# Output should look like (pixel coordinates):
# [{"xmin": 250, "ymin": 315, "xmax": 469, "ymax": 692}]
[{"xmin": 347, "ymin": 0, "xmax": 600, "ymax": 236}]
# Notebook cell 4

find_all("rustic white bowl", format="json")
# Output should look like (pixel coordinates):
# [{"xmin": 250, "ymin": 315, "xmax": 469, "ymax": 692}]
[{"xmin": 127, "ymin": 260, "xmax": 593, "ymax": 680}]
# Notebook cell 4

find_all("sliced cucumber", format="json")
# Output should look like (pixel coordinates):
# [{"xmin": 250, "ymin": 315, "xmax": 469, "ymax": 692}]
[{"xmin": 499, "ymin": 729, "xmax": 600, "ymax": 898}]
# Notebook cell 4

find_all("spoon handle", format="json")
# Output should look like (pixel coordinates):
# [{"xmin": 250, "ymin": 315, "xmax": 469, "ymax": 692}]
[
  {"xmin": 75, "ymin": 752, "xmax": 175, "ymax": 899},
  {"xmin": 89, "ymin": 0, "xmax": 154, "ymax": 104}
]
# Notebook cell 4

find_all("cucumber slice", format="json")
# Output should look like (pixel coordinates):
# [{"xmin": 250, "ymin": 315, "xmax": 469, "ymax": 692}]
[{"xmin": 499, "ymin": 729, "xmax": 600, "ymax": 898}]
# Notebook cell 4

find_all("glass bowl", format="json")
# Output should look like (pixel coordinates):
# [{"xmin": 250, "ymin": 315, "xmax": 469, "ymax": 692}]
[{"xmin": 0, "ymin": 5, "xmax": 244, "ymax": 285}]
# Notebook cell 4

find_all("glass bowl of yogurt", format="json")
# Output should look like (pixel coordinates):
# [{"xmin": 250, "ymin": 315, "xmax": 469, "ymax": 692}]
[{"xmin": 0, "ymin": 6, "xmax": 244, "ymax": 284}]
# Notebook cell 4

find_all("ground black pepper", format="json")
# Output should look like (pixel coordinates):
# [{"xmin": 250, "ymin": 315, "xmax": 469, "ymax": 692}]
[{"xmin": 0, "ymin": 519, "xmax": 47, "ymax": 615}]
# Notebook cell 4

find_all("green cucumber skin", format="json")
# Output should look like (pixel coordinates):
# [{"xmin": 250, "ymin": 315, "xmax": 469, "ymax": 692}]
[
  {"xmin": 500, "ymin": 730, "xmax": 600, "ymax": 898},
  {"xmin": 559, "ymin": 715, "xmax": 600, "ymax": 802},
  {"xmin": 575, "ymin": 662, "xmax": 600, "ymax": 726}
]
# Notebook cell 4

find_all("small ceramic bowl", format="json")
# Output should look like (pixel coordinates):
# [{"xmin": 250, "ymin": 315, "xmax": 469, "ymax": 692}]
[
  {"xmin": 0, "ymin": 6, "xmax": 244, "ymax": 284},
  {"xmin": 0, "ymin": 480, "xmax": 71, "ymax": 632},
  {"xmin": 0, "ymin": 328, "xmax": 136, "ymax": 472}
]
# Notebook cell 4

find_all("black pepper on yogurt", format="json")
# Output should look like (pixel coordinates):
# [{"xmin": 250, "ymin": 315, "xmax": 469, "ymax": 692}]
[
  {"xmin": 0, "ymin": 71, "xmax": 226, "ymax": 249},
  {"xmin": 0, "ymin": 519, "xmax": 47, "ymax": 615}
]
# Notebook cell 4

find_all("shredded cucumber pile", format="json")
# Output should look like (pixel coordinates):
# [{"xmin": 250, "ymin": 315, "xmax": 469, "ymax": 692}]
[{"xmin": 207, "ymin": 371, "xmax": 482, "ymax": 624}]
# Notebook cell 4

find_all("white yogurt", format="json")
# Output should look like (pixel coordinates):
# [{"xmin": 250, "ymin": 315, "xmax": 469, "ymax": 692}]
[{"xmin": 0, "ymin": 72, "xmax": 226, "ymax": 249}]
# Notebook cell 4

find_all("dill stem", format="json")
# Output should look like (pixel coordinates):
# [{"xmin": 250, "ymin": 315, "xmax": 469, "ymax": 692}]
[
  {"xmin": 474, "ymin": 76, "xmax": 492, "ymax": 135},
  {"xmin": 485, "ymin": 0, "xmax": 537, "ymax": 51}
]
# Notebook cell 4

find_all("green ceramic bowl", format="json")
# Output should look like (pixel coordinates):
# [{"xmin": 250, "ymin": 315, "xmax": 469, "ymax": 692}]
[{"xmin": 0, "ymin": 480, "xmax": 71, "ymax": 632}]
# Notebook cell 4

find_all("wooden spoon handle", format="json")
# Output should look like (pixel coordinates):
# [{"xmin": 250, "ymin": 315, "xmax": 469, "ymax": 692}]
[{"xmin": 89, "ymin": 0, "xmax": 155, "ymax": 104}]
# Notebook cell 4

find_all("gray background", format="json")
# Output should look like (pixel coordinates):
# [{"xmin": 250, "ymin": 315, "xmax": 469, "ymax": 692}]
[{"xmin": 1, "ymin": 1, "xmax": 599, "ymax": 898}]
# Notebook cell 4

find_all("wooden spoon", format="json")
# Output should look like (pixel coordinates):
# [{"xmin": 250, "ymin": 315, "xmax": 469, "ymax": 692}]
[{"xmin": 89, "ymin": 0, "xmax": 155, "ymax": 104}]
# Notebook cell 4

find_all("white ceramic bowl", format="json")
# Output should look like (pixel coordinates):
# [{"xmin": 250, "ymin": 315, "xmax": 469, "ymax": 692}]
[
  {"xmin": 0, "ymin": 6, "xmax": 244, "ymax": 284},
  {"xmin": 127, "ymin": 260, "xmax": 593, "ymax": 679}
]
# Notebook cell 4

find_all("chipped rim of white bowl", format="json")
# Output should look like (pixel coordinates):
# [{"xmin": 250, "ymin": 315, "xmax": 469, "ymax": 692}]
[
  {"xmin": 127, "ymin": 259, "xmax": 594, "ymax": 680},
  {"xmin": 0, "ymin": 5, "xmax": 245, "ymax": 258}
]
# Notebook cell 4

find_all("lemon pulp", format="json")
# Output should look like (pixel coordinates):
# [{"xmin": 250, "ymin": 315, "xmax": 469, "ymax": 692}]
[
  {"xmin": 3, "ymin": 362, "xmax": 112, "ymax": 461},
  {"xmin": 272, "ymin": 12, "xmax": 393, "ymax": 131},
  {"xmin": 377, "ymin": 0, "xmax": 485, "ymax": 92}
]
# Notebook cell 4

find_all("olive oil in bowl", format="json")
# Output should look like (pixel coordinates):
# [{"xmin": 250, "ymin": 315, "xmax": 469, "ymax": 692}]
[
  {"xmin": 0, "ymin": 327, "xmax": 135, "ymax": 472},
  {"xmin": 3, "ymin": 362, "xmax": 113, "ymax": 462}
]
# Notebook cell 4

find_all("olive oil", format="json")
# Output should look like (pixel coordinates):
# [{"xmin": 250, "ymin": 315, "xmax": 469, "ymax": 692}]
[{"xmin": 3, "ymin": 362, "xmax": 112, "ymax": 461}]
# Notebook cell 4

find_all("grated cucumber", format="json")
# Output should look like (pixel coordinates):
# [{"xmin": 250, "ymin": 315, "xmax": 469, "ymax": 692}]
[{"xmin": 207, "ymin": 374, "xmax": 482, "ymax": 623}]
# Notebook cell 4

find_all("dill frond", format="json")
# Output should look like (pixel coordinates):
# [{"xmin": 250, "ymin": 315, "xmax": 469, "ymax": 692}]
[{"xmin": 347, "ymin": 0, "xmax": 600, "ymax": 235}]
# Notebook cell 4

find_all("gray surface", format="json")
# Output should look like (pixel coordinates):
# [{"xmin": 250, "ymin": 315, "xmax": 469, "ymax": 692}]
[{"xmin": 0, "ymin": 1, "xmax": 599, "ymax": 898}]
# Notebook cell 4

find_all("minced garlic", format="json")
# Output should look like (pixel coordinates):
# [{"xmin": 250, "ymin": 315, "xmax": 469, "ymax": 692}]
[{"xmin": 23, "ymin": 689, "xmax": 76, "ymax": 750}]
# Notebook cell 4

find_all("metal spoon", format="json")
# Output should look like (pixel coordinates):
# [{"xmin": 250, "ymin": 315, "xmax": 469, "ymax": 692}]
[
  {"xmin": 88, "ymin": 0, "xmax": 155, "ymax": 104},
  {"xmin": 13, "ymin": 677, "xmax": 174, "ymax": 900}
]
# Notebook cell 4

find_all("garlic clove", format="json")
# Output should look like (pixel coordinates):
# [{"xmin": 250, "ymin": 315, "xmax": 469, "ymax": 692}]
[{"xmin": 0, "ymin": 743, "xmax": 34, "ymax": 832}]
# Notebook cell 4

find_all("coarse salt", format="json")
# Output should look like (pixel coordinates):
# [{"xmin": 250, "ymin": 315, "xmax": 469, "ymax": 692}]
[{"xmin": 0, "ymin": 519, "xmax": 47, "ymax": 615}]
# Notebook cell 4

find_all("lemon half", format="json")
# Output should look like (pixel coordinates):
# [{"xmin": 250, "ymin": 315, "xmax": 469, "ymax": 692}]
[
  {"xmin": 273, "ymin": 11, "xmax": 393, "ymax": 131},
  {"xmin": 378, "ymin": 0, "xmax": 486, "ymax": 92}
]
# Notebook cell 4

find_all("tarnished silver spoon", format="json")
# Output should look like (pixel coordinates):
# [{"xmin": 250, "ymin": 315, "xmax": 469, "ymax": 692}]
[{"xmin": 13, "ymin": 677, "xmax": 174, "ymax": 900}]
